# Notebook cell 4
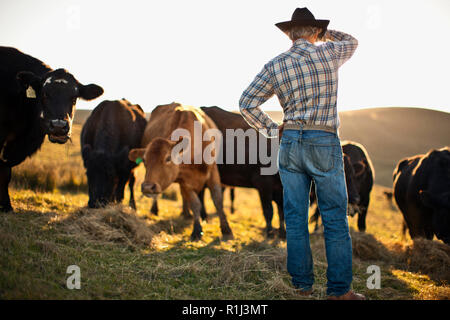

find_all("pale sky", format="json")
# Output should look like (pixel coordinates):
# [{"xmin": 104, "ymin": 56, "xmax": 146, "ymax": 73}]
[{"xmin": 1, "ymin": 0, "xmax": 449, "ymax": 113}]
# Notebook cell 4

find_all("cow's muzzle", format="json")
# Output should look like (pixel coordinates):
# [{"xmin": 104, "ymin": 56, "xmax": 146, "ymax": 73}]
[
  {"xmin": 347, "ymin": 204, "xmax": 359, "ymax": 217},
  {"xmin": 48, "ymin": 119, "xmax": 71, "ymax": 144},
  {"xmin": 349, "ymin": 195, "xmax": 361, "ymax": 205},
  {"xmin": 141, "ymin": 182, "xmax": 162, "ymax": 197}
]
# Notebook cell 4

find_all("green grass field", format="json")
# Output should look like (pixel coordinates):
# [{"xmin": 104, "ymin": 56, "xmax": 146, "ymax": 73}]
[{"xmin": 1, "ymin": 119, "xmax": 449, "ymax": 300}]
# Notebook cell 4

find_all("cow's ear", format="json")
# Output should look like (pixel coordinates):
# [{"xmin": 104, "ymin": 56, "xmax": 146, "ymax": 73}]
[
  {"xmin": 78, "ymin": 83, "xmax": 104, "ymax": 101},
  {"xmin": 82, "ymin": 144, "xmax": 92, "ymax": 165},
  {"xmin": 128, "ymin": 148, "xmax": 145, "ymax": 163},
  {"xmin": 16, "ymin": 71, "xmax": 41, "ymax": 96},
  {"xmin": 354, "ymin": 161, "xmax": 366, "ymax": 177}
]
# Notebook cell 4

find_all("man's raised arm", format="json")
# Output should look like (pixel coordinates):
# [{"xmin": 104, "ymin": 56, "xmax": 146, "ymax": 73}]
[{"xmin": 324, "ymin": 29, "xmax": 358, "ymax": 67}]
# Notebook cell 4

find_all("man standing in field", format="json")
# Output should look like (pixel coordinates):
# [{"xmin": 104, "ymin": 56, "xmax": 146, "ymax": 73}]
[{"xmin": 239, "ymin": 8, "xmax": 365, "ymax": 300}]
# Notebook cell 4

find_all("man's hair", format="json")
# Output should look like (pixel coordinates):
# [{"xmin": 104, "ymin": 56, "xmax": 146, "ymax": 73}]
[{"xmin": 288, "ymin": 25, "xmax": 322, "ymax": 41}]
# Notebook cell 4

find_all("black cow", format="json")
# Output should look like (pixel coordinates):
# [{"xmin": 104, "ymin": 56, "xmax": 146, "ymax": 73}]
[
  {"xmin": 200, "ymin": 106, "xmax": 285, "ymax": 238},
  {"xmin": 0, "ymin": 46, "xmax": 103, "ymax": 212},
  {"xmin": 309, "ymin": 141, "xmax": 374, "ymax": 232},
  {"xmin": 81, "ymin": 99, "xmax": 147, "ymax": 208},
  {"xmin": 393, "ymin": 147, "xmax": 450, "ymax": 244}
]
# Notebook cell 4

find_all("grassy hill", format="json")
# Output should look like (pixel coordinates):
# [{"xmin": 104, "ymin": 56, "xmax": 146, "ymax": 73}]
[{"xmin": 2, "ymin": 107, "xmax": 449, "ymax": 300}]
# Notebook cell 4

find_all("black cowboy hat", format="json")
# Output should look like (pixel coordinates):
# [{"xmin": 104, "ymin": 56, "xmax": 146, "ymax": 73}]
[{"xmin": 275, "ymin": 7, "xmax": 329, "ymax": 38}]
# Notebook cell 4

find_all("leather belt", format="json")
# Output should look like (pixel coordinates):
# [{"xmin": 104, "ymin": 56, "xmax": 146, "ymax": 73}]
[{"xmin": 283, "ymin": 122, "xmax": 337, "ymax": 134}]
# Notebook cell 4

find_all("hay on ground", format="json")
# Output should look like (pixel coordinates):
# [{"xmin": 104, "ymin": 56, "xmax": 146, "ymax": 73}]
[
  {"xmin": 351, "ymin": 231, "xmax": 393, "ymax": 261},
  {"xmin": 51, "ymin": 205, "xmax": 155, "ymax": 248},
  {"xmin": 401, "ymin": 239, "xmax": 450, "ymax": 283}
]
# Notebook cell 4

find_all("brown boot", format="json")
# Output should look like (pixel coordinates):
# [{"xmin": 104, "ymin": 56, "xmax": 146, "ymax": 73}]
[{"xmin": 327, "ymin": 290, "xmax": 366, "ymax": 300}]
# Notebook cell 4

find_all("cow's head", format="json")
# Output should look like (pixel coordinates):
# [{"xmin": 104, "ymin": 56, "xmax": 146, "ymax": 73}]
[
  {"xmin": 82, "ymin": 145, "xmax": 131, "ymax": 208},
  {"xmin": 129, "ymin": 137, "xmax": 185, "ymax": 197},
  {"xmin": 16, "ymin": 68, "xmax": 103, "ymax": 144},
  {"xmin": 343, "ymin": 155, "xmax": 360, "ymax": 203},
  {"xmin": 343, "ymin": 155, "xmax": 368, "ymax": 217}
]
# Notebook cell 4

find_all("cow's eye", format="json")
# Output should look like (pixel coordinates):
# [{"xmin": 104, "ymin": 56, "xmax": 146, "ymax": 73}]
[
  {"xmin": 165, "ymin": 155, "xmax": 171, "ymax": 163},
  {"xmin": 72, "ymin": 97, "xmax": 77, "ymax": 104}
]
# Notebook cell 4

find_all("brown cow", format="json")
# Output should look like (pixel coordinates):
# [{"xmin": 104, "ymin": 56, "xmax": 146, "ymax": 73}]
[{"xmin": 128, "ymin": 103, "xmax": 233, "ymax": 241}]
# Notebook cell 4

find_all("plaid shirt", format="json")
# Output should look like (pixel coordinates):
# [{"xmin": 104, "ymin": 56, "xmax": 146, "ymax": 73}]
[{"xmin": 239, "ymin": 30, "xmax": 358, "ymax": 138}]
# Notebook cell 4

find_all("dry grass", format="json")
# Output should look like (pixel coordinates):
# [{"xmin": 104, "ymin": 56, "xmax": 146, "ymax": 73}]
[
  {"xmin": 51, "ymin": 205, "xmax": 156, "ymax": 249},
  {"xmin": 10, "ymin": 125, "xmax": 87, "ymax": 192}
]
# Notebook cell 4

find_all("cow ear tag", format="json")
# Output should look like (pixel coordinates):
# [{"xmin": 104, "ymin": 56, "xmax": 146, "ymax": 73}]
[
  {"xmin": 26, "ymin": 86, "xmax": 36, "ymax": 99},
  {"xmin": 136, "ymin": 157, "xmax": 143, "ymax": 165}
]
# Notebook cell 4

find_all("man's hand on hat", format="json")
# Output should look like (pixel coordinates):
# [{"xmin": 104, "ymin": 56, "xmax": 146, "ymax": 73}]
[{"xmin": 320, "ymin": 30, "xmax": 331, "ymax": 41}]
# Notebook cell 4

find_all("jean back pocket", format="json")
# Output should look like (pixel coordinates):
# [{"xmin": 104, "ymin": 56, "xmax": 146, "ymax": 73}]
[
  {"xmin": 309, "ymin": 144, "xmax": 339, "ymax": 173},
  {"xmin": 278, "ymin": 139, "xmax": 293, "ymax": 170}
]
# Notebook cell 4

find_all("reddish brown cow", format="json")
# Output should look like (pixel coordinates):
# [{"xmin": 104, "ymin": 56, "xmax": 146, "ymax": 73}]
[{"xmin": 128, "ymin": 103, "xmax": 233, "ymax": 241}]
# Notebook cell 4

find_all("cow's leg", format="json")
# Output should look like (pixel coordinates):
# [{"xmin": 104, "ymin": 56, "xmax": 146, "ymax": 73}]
[
  {"xmin": 273, "ymin": 191, "xmax": 286, "ymax": 239},
  {"xmin": 229, "ymin": 187, "xmax": 235, "ymax": 214},
  {"xmin": 403, "ymin": 206, "xmax": 428, "ymax": 240},
  {"xmin": 423, "ymin": 214, "xmax": 435, "ymax": 240},
  {"xmin": 257, "ymin": 186, "xmax": 275, "ymax": 237},
  {"xmin": 150, "ymin": 197, "xmax": 158, "ymax": 215},
  {"xmin": 0, "ymin": 164, "xmax": 12, "ymax": 212},
  {"xmin": 114, "ymin": 175, "xmax": 128, "ymax": 204},
  {"xmin": 128, "ymin": 171, "xmax": 136, "ymax": 210},
  {"xmin": 207, "ymin": 166, "xmax": 233, "ymax": 240},
  {"xmin": 198, "ymin": 187, "xmax": 208, "ymax": 221},
  {"xmin": 180, "ymin": 185, "xmax": 203, "ymax": 240},
  {"xmin": 401, "ymin": 220, "xmax": 408, "ymax": 240},
  {"xmin": 180, "ymin": 189, "xmax": 208, "ymax": 219},
  {"xmin": 357, "ymin": 197, "xmax": 370, "ymax": 232},
  {"xmin": 180, "ymin": 197, "xmax": 191, "ymax": 218},
  {"xmin": 311, "ymin": 208, "xmax": 321, "ymax": 233},
  {"xmin": 407, "ymin": 222, "xmax": 426, "ymax": 240},
  {"xmin": 308, "ymin": 184, "xmax": 321, "ymax": 232}
]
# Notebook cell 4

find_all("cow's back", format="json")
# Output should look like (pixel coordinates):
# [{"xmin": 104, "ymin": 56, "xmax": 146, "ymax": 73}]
[
  {"xmin": 201, "ymin": 106, "xmax": 281, "ymax": 189},
  {"xmin": 0, "ymin": 47, "xmax": 51, "ymax": 99},
  {"xmin": 201, "ymin": 106, "xmax": 250, "ymax": 132},
  {"xmin": 142, "ymin": 103, "xmax": 216, "ymax": 146},
  {"xmin": 81, "ymin": 99, "xmax": 146, "ymax": 153}
]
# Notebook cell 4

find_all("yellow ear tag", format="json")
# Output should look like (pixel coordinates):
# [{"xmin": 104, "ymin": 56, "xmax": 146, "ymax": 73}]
[{"xmin": 26, "ymin": 86, "xmax": 36, "ymax": 99}]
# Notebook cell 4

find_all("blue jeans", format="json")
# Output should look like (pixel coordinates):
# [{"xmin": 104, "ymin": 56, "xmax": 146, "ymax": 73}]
[{"xmin": 278, "ymin": 129, "xmax": 352, "ymax": 296}]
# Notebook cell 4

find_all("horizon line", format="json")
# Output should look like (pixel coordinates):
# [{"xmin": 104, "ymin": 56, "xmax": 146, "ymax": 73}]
[{"xmin": 75, "ymin": 105, "xmax": 450, "ymax": 114}]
